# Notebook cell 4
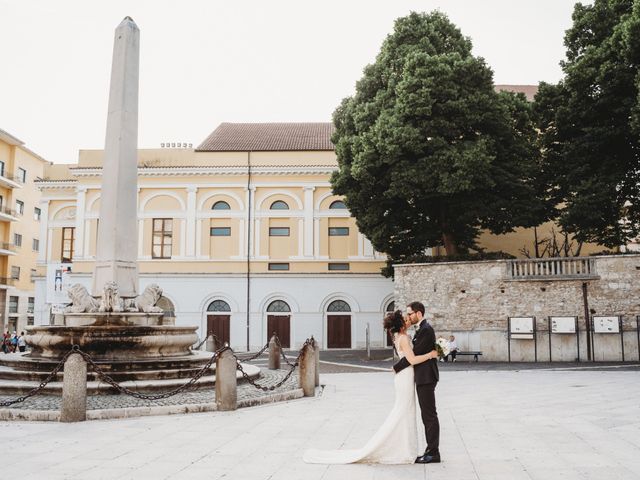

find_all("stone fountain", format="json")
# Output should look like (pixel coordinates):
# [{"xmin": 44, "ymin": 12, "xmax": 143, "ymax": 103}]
[{"xmin": 0, "ymin": 18, "xmax": 257, "ymax": 395}]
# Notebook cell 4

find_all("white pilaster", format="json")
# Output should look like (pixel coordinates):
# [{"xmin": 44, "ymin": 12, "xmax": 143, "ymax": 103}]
[
  {"xmin": 74, "ymin": 187, "xmax": 87, "ymax": 259},
  {"xmin": 303, "ymin": 186, "xmax": 315, "ymax": 258},
  {"xmin": 179, "ymin": 219, "xmax": 186, "ymax": 257},
  {"xmin": 137, "ymin": 220, "xmax": 144, "ymax": 258},
  {"xmin": 313, "ymin": 218, "xmax": 320, "ymax": 258},
  {"xmin": 37, "ymin": 200, "xmax": 50, "ymax": 263},
  {"xmin": 238, "ymin": 218, "xmax": 245, "ymax": 258},
  {"xmin": 186, "ymin": 186, "xmax": 197, "ymax": 257},
  {"xmin": 254, "ymin": 218, "xmax": 261, "ymax": 258},
  {"xmin": 196, "ymin": 219, "xmax": 203, "ymax": 257},
  {"xmin": 364, "ymin": 236, "xmax": 374, "ymax": 257}
]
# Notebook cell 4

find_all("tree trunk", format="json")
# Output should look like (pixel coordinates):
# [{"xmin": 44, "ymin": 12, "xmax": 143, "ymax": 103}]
[{"xmin": 442, "ymin": 232, "xmax": 459, "ymax": 256}]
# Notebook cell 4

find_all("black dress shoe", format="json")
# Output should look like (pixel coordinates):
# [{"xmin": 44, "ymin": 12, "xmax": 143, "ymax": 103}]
[{"xmin": 415, "ymin": 453, "xmax": 441, "ymax": 464}]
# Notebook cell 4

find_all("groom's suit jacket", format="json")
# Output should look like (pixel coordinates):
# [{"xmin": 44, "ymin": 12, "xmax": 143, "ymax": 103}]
[{"xmin": 393, "ymin": 319, "xmax": 439, "ymax": 385}]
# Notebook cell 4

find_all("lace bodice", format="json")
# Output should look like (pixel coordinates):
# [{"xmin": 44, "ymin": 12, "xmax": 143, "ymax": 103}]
[{"xmin": 393, "ymin": 333, "xmax": 410, "ymax": 359}]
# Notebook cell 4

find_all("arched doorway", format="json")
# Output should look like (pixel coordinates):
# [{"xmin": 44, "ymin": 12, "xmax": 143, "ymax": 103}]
[
  {"xmin": 207, "ymin": 300, "xmax": 231, "ymax": 345},
  {"xmin": 327, "ymin": 300, "xmax": 351, "ymax": 349},
  {"xmin": 266, "ymin": 300, "xmax": 291, "ymax": 348},
  {"xmin": 385, "ymin": 301, "xmax": 395, "ymax": 347}
]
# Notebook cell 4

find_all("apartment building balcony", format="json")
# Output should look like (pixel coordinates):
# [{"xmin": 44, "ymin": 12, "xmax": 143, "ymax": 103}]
[
  {"xmin": 0, "ymin": 172, "xmax": 24, "ymax": 189},
  {"xmin": 506, "ymin": 257, "xmax": 599, "ymax": 281},
  {"xmin": 0, "ymin": 242, "xmax": 16, "ymax": 256},
  {"xmin": 0, "ymin": 277, "xmax": 16, "ymax": 288},
  {"xmin": 0, "ymin": 206, "xmax": 19, "ymax": 222}
]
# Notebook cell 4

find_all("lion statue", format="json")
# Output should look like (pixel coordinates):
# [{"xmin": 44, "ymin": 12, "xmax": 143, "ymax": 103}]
[
  {"xmin": 99, "ymin": 281, "xmax": 123, "ymax": 313},
  {"xmin": 125, "ymin": 284, "xmax": 164, "ymax": 313},
  {"xmin": 64, "ymin": 284, "xmax": 100, "ymax": 313}
]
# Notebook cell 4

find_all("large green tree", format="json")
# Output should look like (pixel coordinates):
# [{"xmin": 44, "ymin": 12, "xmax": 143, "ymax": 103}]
[
  {"xmin": 534, "ymin": 0, "xmax": 640, "ymax": 247},
  {"xmin": 331, "ymin": 12, "xmax": 547, "ymax": 263}
]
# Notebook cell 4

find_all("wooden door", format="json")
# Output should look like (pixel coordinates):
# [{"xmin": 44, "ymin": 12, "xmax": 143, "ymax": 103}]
[
  {"xmin": 267, "ymin": 315, "xmax": 290, "ymax": 348},
  {"xmin": 327, "ymin": 315, "xmax": 351, "ymax": 348},
  {"xmin": 207, "ymin": 314, "xmax": 230, "ymax": 345}
]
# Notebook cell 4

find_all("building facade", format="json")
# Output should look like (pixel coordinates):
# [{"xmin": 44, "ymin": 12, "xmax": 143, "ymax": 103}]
[
  {"xmin": 34, "ymin": 124, "xmax": 395, "ymax": 350},
  {"xmin": 0, "ymin": 129, "xmax": 48, "ymax": 334}
]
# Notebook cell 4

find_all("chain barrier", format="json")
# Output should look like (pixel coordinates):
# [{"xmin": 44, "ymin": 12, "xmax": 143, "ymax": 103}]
[
  {"xmin": 0, "ymin": 349, "xmax": 73, "ymax": 407},
  {"xmin": 75, "ymin": 344, "xmax": 230, "ymax": 400},
  {"xmin": 236, "ymin": 338, "xmax": 312, "ymax": 392},
  {"xmin": 274, "ymin": 336, "xmax": 297, "ymax": 367},
  {"xmin": 0, "ymin": 335, "xmax": 314, "ymax": 407},
  {"xmin": 192, "ymin": 332, "xmax": 221, "ymax": 351}
]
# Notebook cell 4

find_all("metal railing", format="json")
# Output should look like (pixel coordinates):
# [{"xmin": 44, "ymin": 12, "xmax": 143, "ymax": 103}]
[
  {"xmin": 0, "ymin": 277, "xmax": 16, "ymax": 286},
  {"xmin": 506, "ymin": 257, "xmax": 597, "ymax": 280},
  {"xmin": 0, "ymin": 206, "xmax": 18, "ymax": 217}
]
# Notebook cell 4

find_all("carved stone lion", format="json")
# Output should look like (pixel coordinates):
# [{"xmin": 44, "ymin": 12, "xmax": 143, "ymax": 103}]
[
  {"xmin": 126, "ymin": 284, "xmax": 164, "ymax": 313},
  {"xmin": 64, "ymin": 284, "xmax": 100, "ymax": 313},
  {"xmin": 99, "ymin": 281, "xmax": 123, "ymax": 313}
]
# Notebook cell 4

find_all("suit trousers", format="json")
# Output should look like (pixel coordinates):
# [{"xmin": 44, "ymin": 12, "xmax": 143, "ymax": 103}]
[{"xmin": 416, "ymin": 382, "xmax": 439, "ymax": 453}]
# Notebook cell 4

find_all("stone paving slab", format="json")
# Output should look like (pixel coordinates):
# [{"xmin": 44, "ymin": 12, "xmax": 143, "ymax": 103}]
[{"xmin": 2, "ymin": 368, "xmax": 639, "ymax": 479}]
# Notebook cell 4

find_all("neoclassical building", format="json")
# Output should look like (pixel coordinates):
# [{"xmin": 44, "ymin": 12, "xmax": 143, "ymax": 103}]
[{"xmin": 34, "ymin": 123, "xmax": 395, "ymax": 350}]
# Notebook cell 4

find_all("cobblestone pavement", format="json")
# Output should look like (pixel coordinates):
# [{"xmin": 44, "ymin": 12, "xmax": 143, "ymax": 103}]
[{"xmin": 0, "ymin": 367, "xmax": 298, "ymax": 411}]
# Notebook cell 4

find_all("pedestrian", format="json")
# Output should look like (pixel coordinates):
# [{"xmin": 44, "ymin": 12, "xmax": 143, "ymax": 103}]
[{"xmin": 17, "ymin": 331, "xmax": 26, "ymax": 353}]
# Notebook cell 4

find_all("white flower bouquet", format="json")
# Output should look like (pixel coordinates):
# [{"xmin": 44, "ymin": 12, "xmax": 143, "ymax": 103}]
[{"xmin": 435, "ymin": 337, "xmax": 450, "ymax": 359}]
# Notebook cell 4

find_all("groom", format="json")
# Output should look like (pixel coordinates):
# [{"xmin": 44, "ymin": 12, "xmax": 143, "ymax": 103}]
[{"xmin": 393, "ymin": 301, "xmax": 440, "ymax": 464}]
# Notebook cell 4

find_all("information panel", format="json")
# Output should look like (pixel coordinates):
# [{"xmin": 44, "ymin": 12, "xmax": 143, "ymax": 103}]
[
  {"xmin": 550, "ymin": 316, "xmax": 577, "ymax": 334},
  {"xmin": 593, "ymin": 316, "xmax": 620, "ymax": 333},
  {"xmin": 509, "ymin": 316, "xmax": 535, "ymax": 339}
]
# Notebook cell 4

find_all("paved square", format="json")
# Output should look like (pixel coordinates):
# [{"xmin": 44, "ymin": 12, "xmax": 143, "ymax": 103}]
[{"xmin": 3, "ymin": 367, "xmax": 639, "ymax": 479}]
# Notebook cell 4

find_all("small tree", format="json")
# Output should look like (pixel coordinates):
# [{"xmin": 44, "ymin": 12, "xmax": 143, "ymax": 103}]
[{"xmin": 331, "ymin": 12, "xmax": 549, "ymax": 265}]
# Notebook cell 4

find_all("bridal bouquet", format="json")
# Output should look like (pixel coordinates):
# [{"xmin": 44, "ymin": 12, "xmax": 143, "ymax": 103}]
[{"xmin": 435, "ymin": 337, "xmax": 450, "ymax": 359}]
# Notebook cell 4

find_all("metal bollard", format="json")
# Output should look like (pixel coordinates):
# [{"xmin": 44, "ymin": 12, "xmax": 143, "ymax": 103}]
[
  {"xmin": 206, "ymin": 334, "xmax": 216, "ymax": 353},
  {"xmin": 268, "ymin": 335, "xmax": 280, "ymax": 370},
  {"xmin": 60, "ymin": 353, "xmax": 87, "ymax": 423},
  {"xmin": 215, "ymin": 349, "xmax": 237, "ymax": 411},
  {"xmin": 299, "ymin": 342, "xmax": 316, "ymax": 397},
  {"xmin": 312, "ymin": 337, "xmax": 320, "ymax": 386}
]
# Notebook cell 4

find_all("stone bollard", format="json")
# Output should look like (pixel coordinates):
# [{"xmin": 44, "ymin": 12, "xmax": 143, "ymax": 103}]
[
  {"xmin": 215, "ymin": 348, "xmax": 237, "ymax": 411},
  {"xmin": 206, "ymin": 336, "xmax": 216, "ymax": 353},
  {"xmin": 313, "ymin": 339, "xmax": 320, "ymax": 387},
  {"xmin": 60, "ymin": 353, "xmax": 87, "ymax": 423},
  {"xmin": 268, "ymin": 335, "xmax": 280, "ymax": 370},
  {"xmin": 299, "ymin": 342, "xmax": 316, "ymax": 397}
]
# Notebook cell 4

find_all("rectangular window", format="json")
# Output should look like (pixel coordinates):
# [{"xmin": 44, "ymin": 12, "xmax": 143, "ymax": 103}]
[
  {"xmin": 269, "ymin": 227, "xmax": 290, "ymax": 236},
  {"xmin": 16, "ymin": 200, "xmax": 24, "ymax": 215},
  {"xmin": 0, "ymin": 161, "xmax": 4, "ymax": 177},
  {"xmin": 27, "ymin": 316, "xmax": 34, "ymax": 326},
  {"xmin": 152, "ymin": 218, "xmax": 172, "ymax": 259},
  {"xmin": 0, "ymin": 195, "xmax": 3, "ymax": 210},
  {"xmin": 17, "ymin": 167, "xmax": 26, "ymax": 183},
  {"xmin": 328, "ymin": 263, "xmax": 350, "ymax": 271},
  {"xmin": 8, "ymin": 296, "xmax": 18, "ymax": 314},
  {"xmin": 11, "ymin": 266, "xmax": 20, "ymax": 280},
  {"xmin": 28, "ymin": 297, "xmax": 35, "ymax": 313},
  {"xmin": 13, "ymin": 233, "xmax": 22, "ymax": 247},
  {"xmin": 329, "ymin": 227, "xmax": 350, "ymax": 236},
  {"xmin": 210, "ymin": 227, "xmax": 231, "ymax": 236},
  {"xmin": 34, "ymin": 207, "xmax": 41, "ymax": 221},
  {"xmin": 30, "ymin": 269, "xmax": 37, "ymax": 282},
  {"xmin": 268, "ymin": 263, "xmax": 290, "ymax": 271},
  {"xmin": 32, "ymin": 238, "xmax": 39, "ymax": 251},
  {"xmin": 61, "ymin": 227, "xmax": 75, "ymax": 262}
]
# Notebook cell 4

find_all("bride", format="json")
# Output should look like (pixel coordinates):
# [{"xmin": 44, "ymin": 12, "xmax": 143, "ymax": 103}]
[{"xmin": 303, "ymin": 310, "xmax": 437, "ymax": 464}]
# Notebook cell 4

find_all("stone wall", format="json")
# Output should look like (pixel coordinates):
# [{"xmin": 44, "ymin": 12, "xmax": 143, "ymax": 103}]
[{"xmin": 394, "ymin": 255, "xmax": 640, "ymax": 361}]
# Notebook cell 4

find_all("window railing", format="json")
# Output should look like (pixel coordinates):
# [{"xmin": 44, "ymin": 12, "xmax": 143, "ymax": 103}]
[
  {"xmin": 0, "ymin": 277, "xmax": 16, "ymax": 286},
  {"xmin": 0, "ymin": 206, "xmax": 17, "ymax": 217},
  {"xmin": 0, "ymin": 242, "xmax": 15, "ymax": 252},
  {"xmin": 506, "ymin": 257, "xmax": 598, "ymax": 280}
]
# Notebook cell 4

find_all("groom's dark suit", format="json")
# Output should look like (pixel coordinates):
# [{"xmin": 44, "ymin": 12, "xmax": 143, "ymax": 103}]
[{"xmin": 393, "ymin": 319, "xmax": 440, "ymax": 455}]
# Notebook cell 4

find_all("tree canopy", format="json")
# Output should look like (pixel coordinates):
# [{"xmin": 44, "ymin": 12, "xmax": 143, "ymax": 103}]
[
  {"xmin": 534, "ymin": 0, "xmax": 640, "ymax": 248},
  {"xmin": 331, "ymin": 12, "xmax": 548, "ymax": 267}
]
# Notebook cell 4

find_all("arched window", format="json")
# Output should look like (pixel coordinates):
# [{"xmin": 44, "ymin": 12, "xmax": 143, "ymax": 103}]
[
  {"xmin": 270, "ymin": 200, "xmax": 289, "ymax": 210},
  {"xmin": 267, "ymin": 300, "xmax": 291, "ymax": 312},
  {"xmin": 329, "ymin": 200, "xmax": 347, "ymax": 209},
  {"xmin": 212, "ymin": 201, "xmax": 231, "ymax": 210},
  {"xmin": 327, "ymin": 300, "xmax": 351, "ymax": 312},
  {"xmin": 207, "ymin": 299, "xmax": 231, "ymax": 312},
  {"xmin": 386, "ymin": 301, "xmax": 395, "ymax": 312}
]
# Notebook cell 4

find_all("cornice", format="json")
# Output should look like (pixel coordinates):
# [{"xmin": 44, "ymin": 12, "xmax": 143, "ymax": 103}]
[{"xmin": 68, "ymin": 165, "xmax": 337, "ymax": 177}]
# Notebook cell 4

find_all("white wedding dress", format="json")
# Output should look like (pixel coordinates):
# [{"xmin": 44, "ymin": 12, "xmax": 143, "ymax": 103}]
[{"xmin": 303, "ymin": 335, "xmax": 418, "ymax": 464}]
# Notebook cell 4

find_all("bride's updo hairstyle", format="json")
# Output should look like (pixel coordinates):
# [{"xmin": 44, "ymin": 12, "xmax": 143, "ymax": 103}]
[{"xmin": 383, "ymin": 310, "xmax": 405, "ymax": 334}]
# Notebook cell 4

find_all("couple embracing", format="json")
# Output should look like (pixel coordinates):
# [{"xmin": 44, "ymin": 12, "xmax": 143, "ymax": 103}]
[{"xmin": 303, "ymin": 301, "xmax": 441, "ymax": 465}]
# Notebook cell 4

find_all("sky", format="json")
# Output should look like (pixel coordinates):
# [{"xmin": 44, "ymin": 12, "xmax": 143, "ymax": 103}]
[{"xmin": 0, "ymin": 0, "xmax": 585, "ymax": 164}]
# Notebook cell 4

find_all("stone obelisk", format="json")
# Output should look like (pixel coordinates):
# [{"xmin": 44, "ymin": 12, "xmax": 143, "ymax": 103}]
[{"xmin": 92, "ymin": 17, "xmax": 140, "ymax": 298}]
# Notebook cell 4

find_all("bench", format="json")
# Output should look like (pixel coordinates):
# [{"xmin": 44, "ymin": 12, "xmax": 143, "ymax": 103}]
[{"xmin": 446, "ymin": 351, "xmax": 482, "ymax": 362}]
